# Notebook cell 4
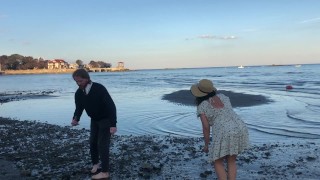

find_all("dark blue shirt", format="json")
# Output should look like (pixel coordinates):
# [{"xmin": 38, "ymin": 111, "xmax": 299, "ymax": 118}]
[{"xmin": 73, "ymin": 82, "xmax": 117, "ymax": 127}]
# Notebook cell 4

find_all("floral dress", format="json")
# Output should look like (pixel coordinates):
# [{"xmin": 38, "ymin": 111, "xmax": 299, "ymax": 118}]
[{"xmin": 197, "ymin": 93, "xmax": 249, "ymax": 162}]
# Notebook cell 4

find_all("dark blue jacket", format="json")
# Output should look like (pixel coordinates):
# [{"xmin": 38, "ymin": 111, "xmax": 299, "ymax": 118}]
[{"xmin": 73, "ymin": 82, "xmax": 117, "ymax": 127}]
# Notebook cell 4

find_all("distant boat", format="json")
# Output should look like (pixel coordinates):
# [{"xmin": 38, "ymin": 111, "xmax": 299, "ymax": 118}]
[
  {"xmin": 238, "ymin": 65, "xmax": 245, "ymax": 68},
  {"xmin": 295, "ymin": 64, "xmax": 301, "ymax": 68}
]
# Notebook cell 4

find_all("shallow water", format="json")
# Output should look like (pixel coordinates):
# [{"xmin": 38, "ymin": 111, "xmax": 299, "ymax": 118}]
[{"xmin": 1, "ymin": 64, "xmax": 319, "ymax": 143}]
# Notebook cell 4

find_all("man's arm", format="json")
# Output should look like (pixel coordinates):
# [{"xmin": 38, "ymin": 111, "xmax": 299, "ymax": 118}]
[
  {"xmin": 102, "ymin": 86, "xmax": 117, "ymax": 127},
  {"xmin": 72, "ymin": 90, "xmax": 84, "ymax": 125}
]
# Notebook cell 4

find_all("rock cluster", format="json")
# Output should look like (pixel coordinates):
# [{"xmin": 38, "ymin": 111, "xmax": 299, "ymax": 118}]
[{"xmin": 0, "ymin": 90, "xmax": 56, "ymax": 104}]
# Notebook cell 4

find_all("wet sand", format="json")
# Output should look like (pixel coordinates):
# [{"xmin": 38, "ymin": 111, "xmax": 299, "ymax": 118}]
[
  {"xmin": 1, "ymin": 90, "xmax": 319, "ymax": 179},
  {"xmin": 162, "ymin": 89, "xmax": 272, "ymax": 107}
]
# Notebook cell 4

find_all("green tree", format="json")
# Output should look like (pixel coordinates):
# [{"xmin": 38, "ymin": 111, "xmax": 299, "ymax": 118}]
[
  {"xmin": 0, "ymin": 55, "xmax": 9, "ymax": 70},
  {"xmin": 89, "ymin": 60, "xmax": 100, "ymax": 68},
  {"xmin": 37, "ymin": 60, "xmax": 47, "ymax": 69},
  {"xmin": 76, "ymin": 59, "xmax": 83, "ymax": 66},
  {"xmin": 0, "ymin": 54, "xmax": 48, "ymax": 70},
  {"xmin": 97, "ymin": 61, "xmax": 111, "ymax": 68}
]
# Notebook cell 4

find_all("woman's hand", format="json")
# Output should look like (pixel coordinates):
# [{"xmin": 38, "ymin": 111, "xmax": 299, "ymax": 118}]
[{"xmin": 203, "ymin": 144, "xmax": 209, "ymax": 153}]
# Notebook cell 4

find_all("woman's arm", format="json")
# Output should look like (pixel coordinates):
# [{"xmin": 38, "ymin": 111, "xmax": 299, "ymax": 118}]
[{"xmin": 200, "ymin": 113, "xmax": 210, "ymax": 153}]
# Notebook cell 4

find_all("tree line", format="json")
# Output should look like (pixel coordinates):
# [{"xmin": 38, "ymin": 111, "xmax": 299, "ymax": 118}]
[
  {"xmin": 0, "ymin": 54, "xmax": 112, "ymax": 70},
  {"xmin": 76, "ymin": 59, "xmax": 111, "ymax": 68},
  {"xmin": 0, "ymin": 54, "xmax": 47, "ymax": 70}
]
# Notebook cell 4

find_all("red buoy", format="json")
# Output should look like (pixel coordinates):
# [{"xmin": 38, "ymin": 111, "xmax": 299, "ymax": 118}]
[{"xmin": 286, "ymin": 85, "xmax": 293, "ymax": 90}]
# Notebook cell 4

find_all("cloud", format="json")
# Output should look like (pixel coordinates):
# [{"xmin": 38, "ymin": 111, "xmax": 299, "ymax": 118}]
[
  {"xmin": 220, "ymin": 36, "xmax": 237, "ymax": 40},
  {"xmin": 197, "ymin": 34, "xmax": 237, "ymax": 40},
  {"xmin": 299, "ymin": 17, "xmax": 320, "ymax": 24},
  {"xmin": 185, "ymin": 38, "xmax": 194, "ymax": 41},
  {"xmin": 185, "ymin": 34, "xmax": 238, "ymax": 41},
  {"xmin": 198, "ymin": 35, "xmax": 216, "ymax": 39}
]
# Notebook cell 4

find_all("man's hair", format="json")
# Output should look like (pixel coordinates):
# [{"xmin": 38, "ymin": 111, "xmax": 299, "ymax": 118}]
[{"xmin": 72, "ymin": 68, "xmax": 90, "ymax": 80}]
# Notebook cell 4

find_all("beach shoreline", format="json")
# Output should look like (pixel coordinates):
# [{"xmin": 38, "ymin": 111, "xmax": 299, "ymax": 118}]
[
  {"xmin": 1, "ymin": 68, "xmax": 130, "ymax": 75},
  {"xmin": 1, "ymin": 90, "xmax": 319, "ymax": 179},
  {"xmin": 1, "ymin": 117, "xmax": 319, "ymax": 179}
]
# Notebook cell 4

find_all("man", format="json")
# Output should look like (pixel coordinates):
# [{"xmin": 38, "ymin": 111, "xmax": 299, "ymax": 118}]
[{"xmin": 71, "ymin": 68, "xmax": 117, "ymax": 179}]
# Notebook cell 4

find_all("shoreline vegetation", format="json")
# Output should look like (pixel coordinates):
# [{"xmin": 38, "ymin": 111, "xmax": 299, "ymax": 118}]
[
  {"xmin": 1, "ymin": 68, "xmax": 130, "ymax": 75},
  {"xmin": 0, "ymin": 90, "xmax": 319, "ymax": 179},
  {"xmin": 0, "ymin": 53, "xmax": 130, "ymax": 75}
]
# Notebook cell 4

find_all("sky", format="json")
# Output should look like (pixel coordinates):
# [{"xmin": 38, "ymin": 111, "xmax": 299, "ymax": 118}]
[{"xmin": 0, "ymin": 0, "xmax": 319, "ymax": 69}]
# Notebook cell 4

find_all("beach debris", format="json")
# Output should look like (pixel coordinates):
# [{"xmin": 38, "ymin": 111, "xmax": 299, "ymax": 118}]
[
  {"xmin": 286, "ymin": 85, "xmax": 293, "ymax": 90},
  {"xmin": 200, "ymin": 170, "xmax": 213, "ymax": 178}
]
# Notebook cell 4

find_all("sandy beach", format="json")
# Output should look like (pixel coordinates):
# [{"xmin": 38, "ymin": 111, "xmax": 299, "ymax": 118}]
[{"xmin": 1, "ymin": 90, "xmax": 319, "ymax": 179}]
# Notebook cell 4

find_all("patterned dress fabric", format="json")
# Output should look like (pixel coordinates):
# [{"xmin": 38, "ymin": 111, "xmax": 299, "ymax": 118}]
[{"xmin": 197, "ymin": 93, "xmax": 249, "ymax": 162}]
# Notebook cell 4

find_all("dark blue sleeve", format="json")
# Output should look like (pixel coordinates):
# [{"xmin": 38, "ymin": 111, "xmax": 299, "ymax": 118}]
[
  {"xmin": 101, "ymin": 86, "xmax": 117, "ymax": 127},
  {"xmin": 73, "ymin": 89, "xmax": 84, "ymax": 122}
]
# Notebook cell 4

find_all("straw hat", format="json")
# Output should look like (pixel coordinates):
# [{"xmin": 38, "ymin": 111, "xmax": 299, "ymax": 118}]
[{"xmin": 190, "ymin": 79, "xmax": 217, "ymax": 97}]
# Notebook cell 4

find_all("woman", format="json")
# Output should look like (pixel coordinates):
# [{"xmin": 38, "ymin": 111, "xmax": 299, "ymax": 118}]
[{"xmin": 190, "ymin": 79, "xmax": 249, "ymax": 180}]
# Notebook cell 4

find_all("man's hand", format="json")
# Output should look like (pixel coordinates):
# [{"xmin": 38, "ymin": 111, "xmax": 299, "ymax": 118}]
[
  {"xmin": 71, "ymin": 119, "xmax": 79, "ymax": 126},
  {"xmin": 110, "ymin": 127, "xmax": 117, "ymax": 135}
]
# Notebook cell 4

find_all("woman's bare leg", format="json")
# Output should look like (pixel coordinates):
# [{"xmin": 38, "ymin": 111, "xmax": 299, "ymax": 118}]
[
  {"xmin": 227, "ymin": 155, "xmax": 237, "ymax": 180},
  {"xmin": 214, "ymin": 158, "xmax": 227, "ymax": 180}
]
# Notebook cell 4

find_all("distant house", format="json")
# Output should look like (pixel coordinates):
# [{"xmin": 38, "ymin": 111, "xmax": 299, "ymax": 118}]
[
  {"xmin": 47, "ymin": 59, "xmax": 69, "ymax": 69},
  {"xmin": 68, "ymin": 63, "xmax": 79, "ymax": 69}
]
